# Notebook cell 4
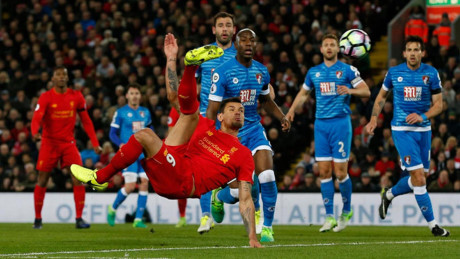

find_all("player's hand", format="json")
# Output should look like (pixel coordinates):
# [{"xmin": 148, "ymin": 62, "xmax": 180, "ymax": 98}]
[
  {"xmin": 94, "ymin": 146, "xmax": 103, "ymax": 155},
  {"xmin": 164, "ymin": 33, "xmax": 178, "ymax": 59},
  {"xmin": 32, "ymin": 133, "xmax": 41, "ymax": 142},
  {"xmin": 365, "ymin": 121, "xmax": 377, "ymax": 135},
  {"xmin": 281, "ymin": 116, "xmax": 291, "ymax": 132},
  {"xmin": 249, "ymin": 239, "xmax": 263, "ymax": 248},
  {"xmin": 405, "ymin": 113, "xmax": 423, "ymax": 125},
  {"xmin": 337, "ymin": 85, "xmax": 350, "ymax": 95},
  {"xmin": 285, "ymin": 110, "xmax": 295, "ymax": 122}
]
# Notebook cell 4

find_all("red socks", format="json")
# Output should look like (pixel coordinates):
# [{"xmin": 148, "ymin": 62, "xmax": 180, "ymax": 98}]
[
  {"xmin": 34, "ymin": 185, "xmax": 47, "ymax": 219},
  {"xmin": 178, "ymin": 199, "xmax": 187, "ymax": 217},
  {"xmin": 178, "ymin": 65, "xmax": 199, "ymax": 114},
  {"xmin": 96, "ymin": 135, "xmax": 143, "ymax": 183},
  {"xmin": 73, "ymin": 185, "xmax": 85, "ymax": 218}
]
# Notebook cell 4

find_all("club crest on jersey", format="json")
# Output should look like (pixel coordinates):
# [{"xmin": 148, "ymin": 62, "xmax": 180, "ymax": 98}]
[
  {"xmin": 140, "ymin": 111, "xmax": 145, "ymax": 117},
  {"xmin": 404, "ymin": 86, "xmax": 422, "ymax": 101},
  {"xmin": 404, "ymin": 156, "xmax": 411, "ymax": 165},
  {"xmin": 336, "ymin": 71, "xmax": 343, "ymax": 79},
  {"xmin": 256, "ymin": 73, "xmax": 262, "ymax": 84},
  {"xmin": 422, "ymin": 76, "xmax": 429, "ymax": 85}
]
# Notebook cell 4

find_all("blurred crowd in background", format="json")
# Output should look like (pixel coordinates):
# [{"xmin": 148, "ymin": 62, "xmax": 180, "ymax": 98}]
[{"xmin": 0, "ymin": 0, "xmax": 458, "ymax": 193}]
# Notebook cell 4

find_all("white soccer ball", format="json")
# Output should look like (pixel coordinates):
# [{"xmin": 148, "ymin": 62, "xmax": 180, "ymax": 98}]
[{"xmin": 339, "ymin": 29, "xmax": 371, "ymax": 58}]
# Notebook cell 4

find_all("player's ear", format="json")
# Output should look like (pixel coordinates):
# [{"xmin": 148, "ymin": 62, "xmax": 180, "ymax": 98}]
[{"xmin": 217, "ymin": 112, "xmax": 224, "ymax": 122}]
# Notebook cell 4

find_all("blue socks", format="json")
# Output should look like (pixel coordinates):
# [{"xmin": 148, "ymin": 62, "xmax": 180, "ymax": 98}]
[
  {"xmin": 135, "ymin": 191, "xmax": 148, "ymax": 219},
  {"xmin": 200, "ymin": 191, "xmax": 212, "ymax": 216},
  {"xmin": 112, "ymin": 188, "xmax": 128, "ymax": 210},
  {"xmin": 414, "ymin": 186, "xmax": 434, "ymax": 222},
  {"xmin": 390, "ymin": 176, "xmax": 413, "ymax": 197},
  {"xmin": 217, "ymin": 186, "xmax": 238, "ymax": 204},
  {"xmin": 320, "ymin": 178, "xmax": 335, "ymax": 217},
  {"xmin": 338, "ymin": 175, "xmax": 352, "ymax": 213},
  {"xmin": 259, "ymin": 170, "xmax": 277, "ymax": 227}
]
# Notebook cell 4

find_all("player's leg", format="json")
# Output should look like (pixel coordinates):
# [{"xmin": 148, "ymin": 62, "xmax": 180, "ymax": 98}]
[
  {"xmin": 331, "ymin": 117, "xmax": 353, "ymax": 232},
  {"xmin": 197, "ymin": 191, "xmax": 214, "ymax": 233},
  {"xmin": 412, "ymin": 131, "xmax": 449, "ymax": 236},
  {"xmin": 34, "ymin": 170, "xmax": 51, "ymax": 229},
  {"xmin": 379, "ymin": 131, "xmax": 417, "ymax": 219},
  {"xmin": 63, "ymin": 144, "xmax": 91, "ymax": 229},
  {"xmin": 71, "ymin": 129, "xmax": 162, "ymax": 189},
  {"xmin": 34, "ymin": 144, "xmax": 59, "ymax": 229},
  {"xmin": 254, "ymin": 149, "xmax": 277, "ymax": 242},
  {"xmin": 315, "ymin": 119, "xmax": 336, "ymax": 232},
  {"xmin": 107, "ymin": 171, "xmax": 135, "ymax": 226},
  {"xmin": 133, "ymin": 167, "xmax": 149, "ymax": 228},
  {"xmin": 176, "ymin": 198, "xmax": 187, "ymax": 227}
]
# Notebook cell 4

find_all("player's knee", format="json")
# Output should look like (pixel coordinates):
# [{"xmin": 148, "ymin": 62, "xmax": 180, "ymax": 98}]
[
  {"xmin": 135, "ymin": 129, "xmax": 159, "ymax": 145},
  {"xmin": 124, "ymin": 183, "xmax": 136, "ymax": 193}
]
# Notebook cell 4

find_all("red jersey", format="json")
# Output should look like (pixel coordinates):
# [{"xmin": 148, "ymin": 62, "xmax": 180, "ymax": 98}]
[
  {"xmin": 188, "ymin": 116, "xmax": 254, "ymax": 195},
  {"xmin": 167, "ymin": 107, "xmax": 180, "ymax": 127},
  {"xmin": 31, "ymin": 88, "xmax": 99, "ymax": 147}
]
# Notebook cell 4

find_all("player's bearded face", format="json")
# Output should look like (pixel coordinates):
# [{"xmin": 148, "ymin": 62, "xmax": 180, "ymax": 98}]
[
  {"xmin": 214, "ymin": 17, "xmax": 234, "ymax": 45},
  {"xmin": 321, "ymin": 39, "xmax": 339, "ymax": 61},
  {"xmin": 222, "ymin": 103, "xmax": 244, "ymax": 129},
  {"xmin": 52, "ymin": 69, "xmax": 69, "ymax": 88},
  {"xmin": 403, "ymin": 42, "xmax": 424, "ymax": 68}
]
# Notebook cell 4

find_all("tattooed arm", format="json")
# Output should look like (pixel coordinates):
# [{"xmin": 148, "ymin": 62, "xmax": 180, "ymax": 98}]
[
  {"xmin": 238, "ymin": 181, "xmax": 262, "ymax": 248},
  {"xmin": 365, "ymin": 88, "xmax": 389, "ymax": 135},
  {"xmin": 164, "ymin": 33, "xmax": 180, "ymax": 112}
]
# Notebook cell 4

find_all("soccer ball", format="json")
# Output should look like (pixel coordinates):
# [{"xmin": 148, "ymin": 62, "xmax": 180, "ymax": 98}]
[{"xmin": 339, "ymin": 29, "xmax": 371, "ymax": 58}]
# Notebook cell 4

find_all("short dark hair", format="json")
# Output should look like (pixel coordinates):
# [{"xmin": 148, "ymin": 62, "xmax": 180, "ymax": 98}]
[
  {"xmin": 126, "ymin": 82, "xmax": 141, "ymax": 93},
  {"xmin": 404, "ymin": 36, "xmax": 425, "ymax": 51},
  {"xmin": 321, "ymin": 34, "xmax": 339, "ymax": 45},
  {"xmin": 219, "ymin": 97, "xmax": 241, "ymax": 113},
  {"xmin": 213, "ymin": 12, "xmax": 234, "ymax": 26},
  {"xmin": 53, "ymin": 65, "xmax": 67, "ymax": 72}
]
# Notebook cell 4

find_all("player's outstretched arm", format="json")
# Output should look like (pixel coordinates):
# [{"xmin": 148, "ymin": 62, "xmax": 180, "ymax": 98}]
[
  {"xmin": 238, "ymin": 181, "xmax": 262, "ymax": 248},
  {"xmin": 286, "ymin": 87, "xmax": 310, "ymax": 122},
  {"xmin": 164, "ymin": 33, "xmax": 180, "ymax": 112},
  {"xmin": 406, "ymin": 92, "xmax": 443, "ymax": 124},
  {"xmin": 365, "ymin": 87, "xmax": 389, "ymax": 135},
  {"xmin": 259, "ymin": 92, "xmax": 291, "ymax": 132}
]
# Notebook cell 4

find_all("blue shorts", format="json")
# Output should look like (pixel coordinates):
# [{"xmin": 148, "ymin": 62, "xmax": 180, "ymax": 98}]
[
  {"xmin": 392, "ymin": 130, "xmax": 430, "ymax": 172},
  {"xmin": 123, "ymin": 154, "xmax": 146, "ymax": 175},
  {"xmin": 314, "ymin": 116, "xmax": 351, "ymax": 162},
  {"xmin": 238, "ymin": 124, "xmax": 272, "ymax": 156}
]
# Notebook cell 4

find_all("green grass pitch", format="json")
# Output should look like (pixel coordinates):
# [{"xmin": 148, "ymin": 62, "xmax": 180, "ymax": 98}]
[{"xmin": 0, "ymin": 223, "xmax": 458, "ymax": 258}]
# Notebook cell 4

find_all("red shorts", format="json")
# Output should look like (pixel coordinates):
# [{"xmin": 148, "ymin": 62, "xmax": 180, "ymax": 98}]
[
  {"xmin": 36, "ymin": 140, "xmax": 82, "ymax": 172},
  {"xmin": 141, "ymin": 142, "xmax": 196, "ymax": 199}
]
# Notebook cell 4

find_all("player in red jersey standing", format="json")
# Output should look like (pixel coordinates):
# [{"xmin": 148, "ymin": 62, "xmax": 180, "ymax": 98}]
[
  {"xmin": 71, "ymin": 45, "xmax": 262, "ymax": 247},
  {"xmin": 31, "ymin": 66, "xmax": 102, "ymax": 229}
]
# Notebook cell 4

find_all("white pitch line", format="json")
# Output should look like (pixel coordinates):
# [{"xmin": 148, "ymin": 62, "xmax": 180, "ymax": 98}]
[{"xmin": 0, "ymin": 240, "xmax": 457, "ymax": 258}]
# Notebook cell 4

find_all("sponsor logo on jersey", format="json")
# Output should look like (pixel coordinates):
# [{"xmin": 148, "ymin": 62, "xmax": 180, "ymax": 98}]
[
  {"xmin": 404, "ymin": 86, "xmax": 422, "ymax": 101},
  {"xmin": 404, "ymin": 155, "xmax": 411, "ymax": 165},
  {"xmin": 319, "ymin": 82, "xmax": 336, "ymax": 95},
  {"xmin": 239, "ymin": 89, "xmax": 257, "ymax": 105},
  {"xmin": 132, "ymin": 121, "xmax": 144, "ymax": 132},
  {"xmin": 336, "ymin": 71, "xmax": 343, "ymax": 79},
  {"xmin": 220, "ymin": 154, "xmax": 230, "ymax": 164},
  {"xmin": 422, "ymin": 76, "xmax": 429, "ymax": 85},
  {"xmin": 212, "ymin": 73, "xmax": 219, "ymax": 83},
  {"xmin": 233, "ymin": 77, "xmax": 239, "ymax": 84},
  {"xmin": 256, "ymin": 73, "xmax": 263, "ymax": 84}
]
